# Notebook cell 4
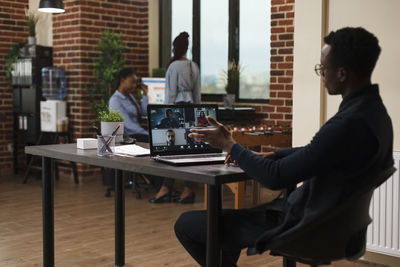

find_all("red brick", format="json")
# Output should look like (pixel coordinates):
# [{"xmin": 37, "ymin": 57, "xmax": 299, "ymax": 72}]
[
  {"xmin": 270, "ymin": 113, "xmax": 284, "ymax": 120},
  {"xmin": 279, "ymin": 19, "xmax": 293, "ymax": 26},
  {"xmin": 270, "ymin": 84, "xmax": 284, "ymax": 90},
  {"xmin": 269, "ymin": 99, "xmax": 285, "ymax": 106},
  {"xmin": 263, "ymin": 106, "xmax": 275, "ymax": 113},
  {"xmin": 279, "ymin": 5, "xmax": 293, "ymax": 12},
  {"xmin": 278, "ymin": 77, "xmax": 292, "ymax": 83},
  {"xmin": 278, "ymin": 92, "xmax": 292, "ymax": 98},
  {"xmin": 272, "ymin": 0, "xmax": 285, "ymax": 4},
  {"xmin": 286, "ymin": 12, "xmax": 295, "ymax": 18},
  {"xmin": 277, "ymin": 107, "xmax": 292, "ymax": 113},
  {"xmin": 278, "ymin": 63, "xmax": 293, "ymax": 69},
  {"xmin": 271, "ymin": 27, "xmax": 285, "ymax": 34},
  {"xmin": 279, "ymin": 33, "xmax": 293, "ymax": 40}
]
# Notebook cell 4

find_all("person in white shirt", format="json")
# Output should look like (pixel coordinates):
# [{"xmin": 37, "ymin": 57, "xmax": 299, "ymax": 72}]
[{"xmin": 164, "ymin": 31, "xmax": 201, "ymax": 105}]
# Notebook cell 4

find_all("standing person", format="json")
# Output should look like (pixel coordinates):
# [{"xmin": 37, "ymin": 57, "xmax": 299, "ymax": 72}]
[
  {"xmin": 164, "ymin": 31, "xmax": 201, "ymax": 104},
  {"xmin": 148, "ymin": 32, "xmax": 199, "ymax": 204},
  {"xmin": 175, "ymin": 27, "xmax": 394, "ymax": 266},
  {"xmin": 109, "ymin": 68, "xmax": 149, "ymax": 142}
]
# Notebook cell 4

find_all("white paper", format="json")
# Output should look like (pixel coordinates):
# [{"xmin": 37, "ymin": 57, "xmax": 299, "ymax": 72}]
[{"xmin": 114, "ymin": 144, "xmax": 150, "ymax": 157}]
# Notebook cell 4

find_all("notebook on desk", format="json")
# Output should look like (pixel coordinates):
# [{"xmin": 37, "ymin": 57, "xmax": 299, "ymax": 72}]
[{"xmin": 147, "ymin": 104, "xmax": 226, "ymax": 165}]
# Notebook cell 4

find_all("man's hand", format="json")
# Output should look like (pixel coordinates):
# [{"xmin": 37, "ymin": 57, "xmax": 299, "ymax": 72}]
[
  {"xmin": 224, "ymin": 150, "xmax": 276, "ymax": 165},
  {"xmin": 189, "ymin": 116, "xmax": 236, "ymax": 152}
]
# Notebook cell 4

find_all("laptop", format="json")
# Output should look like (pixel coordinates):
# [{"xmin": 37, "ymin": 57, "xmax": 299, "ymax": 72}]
[{"xmin": 147, "ymin": 104, "xmax": 226, "ymax": 165}]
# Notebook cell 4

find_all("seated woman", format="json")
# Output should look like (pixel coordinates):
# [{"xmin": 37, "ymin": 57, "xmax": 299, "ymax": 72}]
[
  {"xmin": 109, "ymin": 68, "xmax": 149, "ymax": 142},
  {"xmin": 196, "ymin": 111, "xmax": 208, "ymax": 127}
]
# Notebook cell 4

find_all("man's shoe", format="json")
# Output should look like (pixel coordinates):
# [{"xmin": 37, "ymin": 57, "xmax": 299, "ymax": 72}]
[
  {"xmin": 173, "ymin": 192, "xmax": 195, "ymax": 204},
  {"xmin": 148, "ymin": 193, "xmax": 171, "ymax": 203}
]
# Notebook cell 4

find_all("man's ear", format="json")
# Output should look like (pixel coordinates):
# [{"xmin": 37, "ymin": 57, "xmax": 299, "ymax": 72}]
[{"xmin": 338, "ymin": 67, "xmax": 347, "ymax": 82}]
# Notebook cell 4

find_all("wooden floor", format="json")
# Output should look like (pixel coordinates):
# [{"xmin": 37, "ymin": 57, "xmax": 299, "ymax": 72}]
[{"xmin": 0, "ymin": 172, "xmax": 388, "ymax": 267}]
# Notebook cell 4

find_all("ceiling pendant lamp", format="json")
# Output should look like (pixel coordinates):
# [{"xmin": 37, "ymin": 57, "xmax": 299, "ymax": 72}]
[{"xmin": 38, "ymin": 0, "xmax": 65, "ymax": 13}]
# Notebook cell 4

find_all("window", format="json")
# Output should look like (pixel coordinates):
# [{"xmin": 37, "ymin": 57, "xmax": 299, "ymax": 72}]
[
  {"xmin": 160, "ymin": 0, "xmax": 271, "ymax": 102},
  {"xmin": 239, "ymin": 0, "xmax": 270, "ymax": 101},
  {"xmin": 200, "ymin": 0, "xmax": 229, "ymax": 94},
  {"xmin": 171, "ymin": 0, "xmax": 193, "ymax": 60}
]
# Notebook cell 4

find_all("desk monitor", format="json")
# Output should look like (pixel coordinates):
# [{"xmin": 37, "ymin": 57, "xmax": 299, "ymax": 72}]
[{"xmin": 142, "ymin": 77, "xmax": 165, "ymax": 104}]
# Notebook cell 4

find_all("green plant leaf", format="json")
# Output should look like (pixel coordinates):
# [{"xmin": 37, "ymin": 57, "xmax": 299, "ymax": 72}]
[
  {"xmin": 85, "ymin": 30, "xmax": 126, "ymax": 121},
  {"xmin": 98, "ymin": 108, "xmax": 125, "ymax": 122}
]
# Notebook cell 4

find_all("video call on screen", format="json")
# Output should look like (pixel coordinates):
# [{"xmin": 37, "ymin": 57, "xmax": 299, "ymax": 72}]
[{"xmin": 149, "ymin": 106, "xmax": 217, "ymax": 151}]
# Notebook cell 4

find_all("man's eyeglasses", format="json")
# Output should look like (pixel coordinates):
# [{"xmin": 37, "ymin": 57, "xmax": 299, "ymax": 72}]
[{"xmin": 314, "ymin": 64, "xmax": 326, "ymax": 76}]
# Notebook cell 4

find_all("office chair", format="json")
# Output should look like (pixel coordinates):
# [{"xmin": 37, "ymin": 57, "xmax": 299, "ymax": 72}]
[
  {"xmin": 247, "ymin": 166, "xmax": 396, "ymax": 267},
  {"xmin": 103, "ymin": 168, "xmax": 154, "ymax": 198}
]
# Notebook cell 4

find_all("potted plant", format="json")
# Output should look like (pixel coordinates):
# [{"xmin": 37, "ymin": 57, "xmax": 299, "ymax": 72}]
[
  {"xmin": 98, "ymin": 109, "xmax": 125, "ymax": 143},
  {"xmin": 86, "ymin": 30, "xmax": 125, "ymax": 117},
  {"xmin": 26, "ymin": 11, "xmax": 39, "ymax": 45},
  {"xmin": 224, "ymin": 60, "xmax": 241, "ymax": 109},
  {"xmin": 5, "ymin": 42, "xmax": 26, "ymax": 84}
]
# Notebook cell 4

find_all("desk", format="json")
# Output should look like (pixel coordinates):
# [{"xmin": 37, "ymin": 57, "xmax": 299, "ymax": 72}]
[{"xmin": 25, "ymin": 143, "xmax": 250, "ymax": 267}]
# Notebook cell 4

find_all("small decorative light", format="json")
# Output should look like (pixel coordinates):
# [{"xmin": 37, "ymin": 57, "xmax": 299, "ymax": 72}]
[{"xmin": 38, "ymin": 0, "xmax": 65, "ymax": 13}]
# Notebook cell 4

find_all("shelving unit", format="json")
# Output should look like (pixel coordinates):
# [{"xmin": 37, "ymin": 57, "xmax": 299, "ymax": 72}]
[{"xmin": 12, "ymin": 45, "xmax": 52, "ymax": 174}]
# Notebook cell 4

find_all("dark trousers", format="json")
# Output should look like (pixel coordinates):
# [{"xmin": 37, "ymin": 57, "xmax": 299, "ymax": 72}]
[
  {"xmin": 174, "ymin": 204, "xmax": 283, "ymax": 267},
  {"xmin": 163, "ymin": 178, "xmax": 193, "ymax": 191}
]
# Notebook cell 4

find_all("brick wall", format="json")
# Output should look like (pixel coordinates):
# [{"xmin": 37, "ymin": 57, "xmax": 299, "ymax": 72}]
[
  {"xmin": 53, "ymin": 0, "xmax": 149, "ymax": 175},
  {"xmin": 0, "ymin": 0, "xmax": 29, "ymax": 172},
  {"xmin": 250, "ymin": 0, "xmax": 294, "ymax": 127}
]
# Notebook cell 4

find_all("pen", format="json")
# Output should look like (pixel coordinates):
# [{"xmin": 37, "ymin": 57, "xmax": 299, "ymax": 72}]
[
  {"xmin": 100, "ymin": 125, "xmax": 120, "ymax": 153},
  {"xmin": 94, "ymin": 126, "xmax": 113, "ymax": 153}
]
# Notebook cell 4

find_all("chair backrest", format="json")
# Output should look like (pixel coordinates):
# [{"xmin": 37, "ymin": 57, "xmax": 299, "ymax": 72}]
[{"xmin": 265, "ymin": 166, "xmax": 396, "ymax": 264}]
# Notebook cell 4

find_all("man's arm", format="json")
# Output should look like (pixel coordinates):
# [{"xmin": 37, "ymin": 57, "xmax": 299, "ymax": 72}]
[{"xmin": 191, "ymin": 116, "xmax": 377, "ymax": 190}]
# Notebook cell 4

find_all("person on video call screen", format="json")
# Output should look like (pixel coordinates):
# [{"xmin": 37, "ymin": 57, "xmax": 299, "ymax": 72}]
[{"xmin": 166, "ymin": 129, "xmax": 176, "ymax": 146}]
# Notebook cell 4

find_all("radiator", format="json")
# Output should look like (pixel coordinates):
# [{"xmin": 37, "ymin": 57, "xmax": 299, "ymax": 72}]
[{"xmin": 366, "ymin": 151, "xmax": 400, "ymax": 257}]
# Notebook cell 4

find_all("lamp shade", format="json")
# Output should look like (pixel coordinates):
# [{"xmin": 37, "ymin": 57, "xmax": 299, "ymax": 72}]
[{"xmin": 38, "ymin": 0, "xmax": 65, "ymax": 13}]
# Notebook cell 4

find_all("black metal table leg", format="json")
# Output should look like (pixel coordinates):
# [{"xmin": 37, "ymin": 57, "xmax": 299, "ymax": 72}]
[
  {"xmin": 283, "ymin": 257, "xmax": 296, "ymax": 267},
  {"xmin": 42, "ymin": 156, "xmax": 54, "ymax": 267},
  {"xmin": 115, "ymin": 169, "xmax": 125, "ymax": 267},
  {"xmin": 206, "ymin": 184, "xmax": 222, "ymax": 267}
]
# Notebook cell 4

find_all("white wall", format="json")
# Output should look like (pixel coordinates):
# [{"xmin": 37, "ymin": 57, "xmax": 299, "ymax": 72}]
[
  {"xmin": 294, "ymin": 0, "xmax": 400, "ymax": 150},
  {"xmin": 326, "ymin": 0, "xmax": 400, "ymax": 150},
  {"xmin": 148, "ymin": 0, "xmax": 159, "ymax": 76},
  {"xmin": 29, "ymin": 0, "xmax": 52, "ymax": 47},
  {"xmin": 292, "ymin": 0, "xmax": 326, "ymax": 146}
]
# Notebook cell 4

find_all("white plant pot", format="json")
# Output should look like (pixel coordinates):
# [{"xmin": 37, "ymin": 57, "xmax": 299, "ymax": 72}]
[
  {"xmin": 223, "ymin": 94, "xmax": 235, "ymax": 109},
  {"xmin": 101, "ymin": 121, "xmax": 124, "ymax": 143}
]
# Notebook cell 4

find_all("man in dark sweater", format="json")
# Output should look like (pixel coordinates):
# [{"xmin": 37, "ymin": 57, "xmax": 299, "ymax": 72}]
[{"xmin": 174, "ymin": 27, "xmax": 394, "ymax": 267}]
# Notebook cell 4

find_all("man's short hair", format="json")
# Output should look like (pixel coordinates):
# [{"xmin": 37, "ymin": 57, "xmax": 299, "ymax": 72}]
[{"xmin": 323, "ymin": 27, "xmax": 381, "ymax": 77}]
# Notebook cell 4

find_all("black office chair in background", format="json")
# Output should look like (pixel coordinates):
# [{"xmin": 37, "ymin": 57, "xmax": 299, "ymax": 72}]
[{"xmin": 247, "ymin": 166, "xmax": 396, "ymax": 267}]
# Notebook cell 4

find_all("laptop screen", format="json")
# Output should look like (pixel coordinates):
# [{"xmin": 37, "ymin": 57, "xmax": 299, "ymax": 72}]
[
  {"xmin": 141, "ymin": 77, "xmax": 165, "ymax": 104},
  {"xmin": 147, "ymin": 104, "xmax": 221, "ymax": 156}
]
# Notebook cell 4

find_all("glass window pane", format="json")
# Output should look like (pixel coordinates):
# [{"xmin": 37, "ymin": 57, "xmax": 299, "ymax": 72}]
[
  {"xmin": 239, "ymin": 0, "xmax": 270, "ymax": 100},
  {"xmin": 201, "ymin": 0, "xmax": 229, "ymax": 94},
  {"xmin": 172, "ymin": 0, "xmax": 193, "ymax": 59}
]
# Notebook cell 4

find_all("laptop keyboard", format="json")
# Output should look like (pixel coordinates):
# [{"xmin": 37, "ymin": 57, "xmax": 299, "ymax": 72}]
[{"xmin": 161, "ymin": 153, "xmax": 225, "ymax": 160}]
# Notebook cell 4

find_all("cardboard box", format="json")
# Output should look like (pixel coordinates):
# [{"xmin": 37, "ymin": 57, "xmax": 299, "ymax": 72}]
[{"xmin": 40, "ymin": 100, "xmax": 67, "ymax": 132}]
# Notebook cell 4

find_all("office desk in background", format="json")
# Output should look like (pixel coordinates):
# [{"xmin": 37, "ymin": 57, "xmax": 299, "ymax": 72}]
[{"xmin": 25, "ymin": 143, "xmax": 250, "ymax": 267}]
